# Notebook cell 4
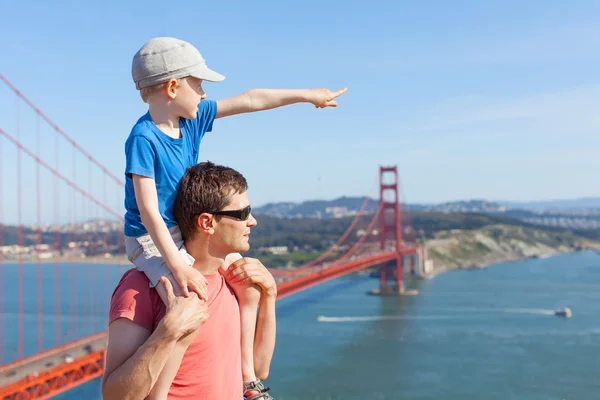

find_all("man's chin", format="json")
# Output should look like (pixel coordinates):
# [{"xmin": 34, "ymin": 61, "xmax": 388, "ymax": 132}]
[{"xmin": 238, "ymin": 243, "xmax": 250, "ymax": 253}]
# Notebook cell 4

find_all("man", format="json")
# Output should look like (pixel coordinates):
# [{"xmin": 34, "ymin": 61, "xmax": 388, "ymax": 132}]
[{"xmin": 102, "ymin": 161, "xmax": 277, "ymax": 400}]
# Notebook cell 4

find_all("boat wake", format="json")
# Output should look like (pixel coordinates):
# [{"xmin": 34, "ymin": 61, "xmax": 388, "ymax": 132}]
[
  {"xmin": 317, "ymin": 315, "xmax": 454, "ymax": 322},
  {"xmin": 317, "ymin": 308, "xmax": 558, "ymax": 323},
  {"xmin": 497, "ymin": 308, "xmax": 555, "ymax": 316}
]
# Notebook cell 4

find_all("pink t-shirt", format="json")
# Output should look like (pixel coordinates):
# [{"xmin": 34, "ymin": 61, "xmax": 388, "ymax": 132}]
[{"xmin": 109, "ymin": 269, "xmax": 242, "ymax": 400}]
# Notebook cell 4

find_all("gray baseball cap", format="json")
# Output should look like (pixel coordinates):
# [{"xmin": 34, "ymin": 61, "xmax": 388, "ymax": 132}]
[{"xmin": 132, "ymin": 37, "xmax": 225, "ymax": 90}]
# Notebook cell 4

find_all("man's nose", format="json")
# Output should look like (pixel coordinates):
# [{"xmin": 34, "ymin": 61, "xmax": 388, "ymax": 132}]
[{"xmin": 248, "ymin": 215, "xmax": 257, "ymax": 227}]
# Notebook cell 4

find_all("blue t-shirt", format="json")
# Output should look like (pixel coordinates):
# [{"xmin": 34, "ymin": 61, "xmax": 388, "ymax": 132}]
[{"xmin": 123, "ymin": 100, "xmax": 217, "ymax": 237}]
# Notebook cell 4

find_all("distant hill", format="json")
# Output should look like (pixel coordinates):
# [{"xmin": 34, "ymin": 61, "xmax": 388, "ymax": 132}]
[
  {"xmin": 254, "ymin": 197, "xmax": 600, "ymax": 219},
  {"xmin": 498, "ymin": 197, "xmax": 600, "ymax": 212},
  {"xmin": 254, "ymin": 198, "xmax": 507, "ymax": 219},
  {"xmin": 254, "ymin": 196, "xmax": 382, "ymax": 219},
  {"xmin": 421, "ymin": 200, "xmax": 507, "ymax": 213}
]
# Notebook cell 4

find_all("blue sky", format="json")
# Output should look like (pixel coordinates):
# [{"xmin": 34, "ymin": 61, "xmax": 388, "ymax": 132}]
[{"xmin": 1, "ymin": 0, "xmax": 600, "ymax": 223}]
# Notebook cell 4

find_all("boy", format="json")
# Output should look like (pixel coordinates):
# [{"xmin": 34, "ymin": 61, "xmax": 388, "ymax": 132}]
[{"xmin": 123, "ymin": 36, "xmax": 346, "ymax": 399}]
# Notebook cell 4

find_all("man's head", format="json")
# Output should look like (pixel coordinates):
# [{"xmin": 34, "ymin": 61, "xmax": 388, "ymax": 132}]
[
  {"xmin": 132, "ymin": 37, "xmax": 225, "ymax": 117},
  {"xmin": 174, "ymin": 162, "xmax": 257, "ymax": 255}
]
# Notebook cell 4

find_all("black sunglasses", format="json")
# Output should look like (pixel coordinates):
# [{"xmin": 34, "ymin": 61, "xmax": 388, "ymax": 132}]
[{"xmin": 211, "ymin": 205, "xmax": 252, "ymax": 221}]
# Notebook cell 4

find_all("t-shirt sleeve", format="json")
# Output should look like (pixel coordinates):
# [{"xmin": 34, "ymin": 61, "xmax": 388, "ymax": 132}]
[
  {"xmin": 108, "ymin": 270, "xmax": 154, "ymax": 332},
  {"xmin": 125, "ymin": 135, "xmax": 155, "ymax": 179},
  {"xmin": 196, "ymin": 99, "xmax": 218, "ymax": 135}
]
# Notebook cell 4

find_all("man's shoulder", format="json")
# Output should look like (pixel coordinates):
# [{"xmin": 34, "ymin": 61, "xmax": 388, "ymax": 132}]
[
  {"xmin": 110, "ymin": 269, "xmax": 154, "ymax": 308},
  {"xmin": 109, "ymin": 269, "xmax": 161, "ymax": 331},
  {"xmin": 115, "ymin": 268, "xmax": 152, "ymax": 292}
]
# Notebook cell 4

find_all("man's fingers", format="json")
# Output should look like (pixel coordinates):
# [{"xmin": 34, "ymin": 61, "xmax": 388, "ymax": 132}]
[
  {"xmin": 326, "ymin": 100, "xmax": 338, "ymax": 107},
  {"xmin": 161, "ymin": 276, "xmax": 175, "ymax": 301}
]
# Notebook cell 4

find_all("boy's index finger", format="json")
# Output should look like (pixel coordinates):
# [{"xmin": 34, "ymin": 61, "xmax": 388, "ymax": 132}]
[{"xmin": 331, "ymin": 87, "xmax": 347, "ymax": 99}]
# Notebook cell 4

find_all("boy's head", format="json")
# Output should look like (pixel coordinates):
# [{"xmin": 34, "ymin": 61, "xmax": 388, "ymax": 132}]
[
  {"xmin": 132, "ymin": 37, "xmax": 224, "ymax": 114},
  {"xmin": 174, "ymin": 162, "xmax": 257, "ymax": 255}
]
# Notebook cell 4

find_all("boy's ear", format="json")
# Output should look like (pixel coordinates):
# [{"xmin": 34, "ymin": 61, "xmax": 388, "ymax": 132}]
[
  {"xmin": 165, "ymin": 78, "xmax": 179, "ymax": 99},
  {"xmin": 197, "ymin": 213, "xmax": 215, "ymax": 235}
]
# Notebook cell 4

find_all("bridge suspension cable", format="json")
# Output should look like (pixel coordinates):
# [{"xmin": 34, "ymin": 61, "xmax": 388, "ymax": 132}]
[
  {"xmin": 332, "ymin": 205, "xmax": 382, "ymax": 265},
  {"xmin": 298, "ymin": 196, "xmax": 371, "ymax": 268},
  {"xmin": 0, "ymin": 127, "xmax": 123, "ymax": 221},
  {"xmin": 0, "ymin": 73, "xmax": 124, "ymax": 187}
]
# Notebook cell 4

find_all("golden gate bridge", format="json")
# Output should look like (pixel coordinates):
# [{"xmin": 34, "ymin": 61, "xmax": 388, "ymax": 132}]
[{"xmin": 0, "ymin": 74, "xmax": 426, "ymax": 399}]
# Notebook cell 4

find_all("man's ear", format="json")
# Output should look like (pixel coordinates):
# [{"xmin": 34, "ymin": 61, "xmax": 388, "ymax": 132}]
[
  {"xmin": 164, "ymin": 78, "xmax": 179, "ymax": 99},
  {"xmin": 197, "ymin": 213, "xmax": 215, "ymax": 234}
]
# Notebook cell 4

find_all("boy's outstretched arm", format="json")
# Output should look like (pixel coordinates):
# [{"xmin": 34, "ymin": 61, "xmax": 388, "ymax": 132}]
[
  {"xmin": 133, "ymin": 175, "xmax": 208, "ymax": 300},
  {"xmin": 215, "ymin": 87, "xmax": 347, "ymax": 118}
]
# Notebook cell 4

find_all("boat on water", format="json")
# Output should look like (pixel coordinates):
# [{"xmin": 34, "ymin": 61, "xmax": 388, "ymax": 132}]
[{"xmin": 554, "ymin": 307, "xmax": 572, "ymax": 318}]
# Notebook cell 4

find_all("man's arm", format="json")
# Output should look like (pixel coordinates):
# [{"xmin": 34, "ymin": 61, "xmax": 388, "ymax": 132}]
[
  {"xmin": 216, "ymin": 87, "xmax": 347, "ymax": 119},
  {"xmin": 102, "ymin": 277, "xmax": 209, "ymax": 400},
  {"xmin": 101, "ymin": 318, "xmax": 178, "ymax": 400},
  {"xmin": 133, "ymin": 174, "xmax": 207, "ymax": 299}
]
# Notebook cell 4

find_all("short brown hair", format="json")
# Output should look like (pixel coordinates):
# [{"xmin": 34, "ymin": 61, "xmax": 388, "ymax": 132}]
[
  {"xmin": 174, "ymin": 161, "xmax": 248, "ymax": 240},
  {"xmin": 139, "ymin": 78, "xmax": 181, "ymax": 103}
]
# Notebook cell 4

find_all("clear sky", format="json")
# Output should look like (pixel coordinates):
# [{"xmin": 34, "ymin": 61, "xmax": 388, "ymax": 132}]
[{"xmin": 1, "ymin": 0, "xmax": 600, "ymax": 224}]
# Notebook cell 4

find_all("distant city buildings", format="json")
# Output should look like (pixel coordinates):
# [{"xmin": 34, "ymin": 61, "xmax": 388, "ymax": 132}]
[{"xmin": 259, "ymin": 246, "xmax": 289, "ymax": 255}]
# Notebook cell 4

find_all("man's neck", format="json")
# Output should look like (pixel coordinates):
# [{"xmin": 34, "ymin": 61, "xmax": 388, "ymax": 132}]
[{"xmin": 184, "ymin": 237, "xmax": 227, "ymax": 275}]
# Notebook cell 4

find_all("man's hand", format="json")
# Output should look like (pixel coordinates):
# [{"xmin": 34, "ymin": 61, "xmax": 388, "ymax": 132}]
[
  {"xmin": 171, "ymin": 261, "xmax": 209, "ymax": 300},
  {"xmin": 159, "ymin": 276, "xmax": 209, "ymax": 340},
  {"xmin": 223, "ymin": 257, "xmax": 277, "ymax": 296},
  {"xmin": 307, "ymin": 87, "xmax": 347, "ymax": 108}
]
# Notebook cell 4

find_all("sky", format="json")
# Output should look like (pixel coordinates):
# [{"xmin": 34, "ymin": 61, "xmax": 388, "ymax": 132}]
[{"xmin": 1, "ymin": 0, "xmax": 600, "ymax": 223}]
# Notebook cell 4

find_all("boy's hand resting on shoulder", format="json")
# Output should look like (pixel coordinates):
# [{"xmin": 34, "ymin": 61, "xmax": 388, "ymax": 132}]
[
  {"xmin": 171, "ymin": 262, "xmax": 209, "ymax": 300},
  {"xmin": 222, "ymin": 257, "xmax": 277, "ymax": 297}
]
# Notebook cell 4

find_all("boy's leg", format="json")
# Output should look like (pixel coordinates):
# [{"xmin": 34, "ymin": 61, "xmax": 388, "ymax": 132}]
[
  {"xmin": 223, "ymin": 253, "xmax": 274, "ymax": 398},
  {"xmin": 127, "ymin": 227, "xmax": 194, "ymax": 303},
  {"xmin": 231, "ymin": 284, "xmax": 262, "ymax": 395}
]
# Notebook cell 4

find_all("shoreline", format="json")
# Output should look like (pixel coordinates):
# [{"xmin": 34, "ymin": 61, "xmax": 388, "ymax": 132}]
[
  {"xmin": 420, "ymin": 224, "xmax": 600, "ymax": 280},
  {"xmin": 421, "ymin": 248, "xmax": 587, "ymax": 281}
]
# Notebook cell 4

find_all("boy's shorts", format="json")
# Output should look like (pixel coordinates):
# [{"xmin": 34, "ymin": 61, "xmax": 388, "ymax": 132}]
[{"xmin": 124, "ymin": 225, "xmax": 195, "ymax": 287}]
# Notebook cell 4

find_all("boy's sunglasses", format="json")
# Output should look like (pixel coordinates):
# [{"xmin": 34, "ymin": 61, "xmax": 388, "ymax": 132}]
[{"xmin": 211, "ymin": 205, "xmax": 252, "ymax": 221}]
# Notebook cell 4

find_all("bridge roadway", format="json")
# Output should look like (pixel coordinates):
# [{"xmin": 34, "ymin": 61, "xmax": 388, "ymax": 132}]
[
  {"xmin": 0, "ymin": 332, "xmax": 107, "ymax": 387},
  {"xmin": 0, "ymin": 250, "xmax": 416, "ymax": 398}
]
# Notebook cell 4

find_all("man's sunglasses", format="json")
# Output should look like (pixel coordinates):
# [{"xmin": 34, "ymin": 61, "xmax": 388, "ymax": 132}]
[{"xmin": 211, "ymin": 205, "xmax": 252, "ymax": 221}]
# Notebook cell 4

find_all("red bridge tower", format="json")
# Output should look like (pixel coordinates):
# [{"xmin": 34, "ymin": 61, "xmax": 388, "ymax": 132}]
[{"xmin": 378, "ymin": 166, "xmax": 405, "ymax": 293}]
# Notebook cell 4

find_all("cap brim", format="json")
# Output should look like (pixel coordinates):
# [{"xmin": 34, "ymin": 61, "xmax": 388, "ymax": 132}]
[{"xmin": 190, "ymin": 65, "xmax": 225, "ymax": 82}]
